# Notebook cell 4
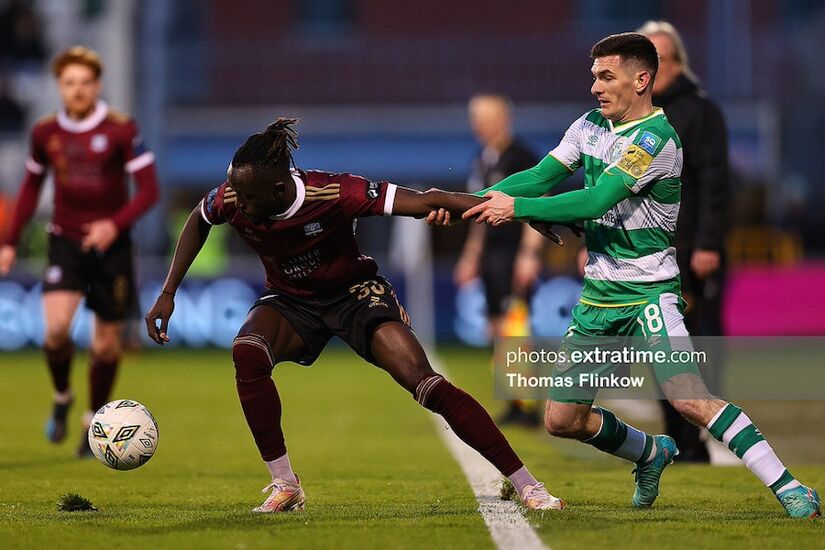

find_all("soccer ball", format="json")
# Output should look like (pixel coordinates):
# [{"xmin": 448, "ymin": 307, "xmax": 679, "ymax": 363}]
[{"xmin": 87, "ymin": 399, "xmax": 159, "ymax": 470}]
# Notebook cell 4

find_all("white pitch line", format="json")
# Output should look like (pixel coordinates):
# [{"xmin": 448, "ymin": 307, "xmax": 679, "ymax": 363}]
[{"xmin": 431, "ymin": 358, "xmax": 550, "ymax": 550}]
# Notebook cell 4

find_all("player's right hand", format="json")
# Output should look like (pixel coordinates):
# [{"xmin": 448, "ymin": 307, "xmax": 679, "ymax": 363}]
[
  {"xmin": 145, "ymin": 292, "xmax": 175, "ymax": 345},
  {"xmin": 0, "ymin": 245, "xmax": 16, "ymax": 276}
]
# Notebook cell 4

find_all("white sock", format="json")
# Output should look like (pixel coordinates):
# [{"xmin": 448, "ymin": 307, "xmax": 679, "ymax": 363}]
[
  {"xmin": 54, "ymin": 390, "xmax": 73, "ymax": 405},
  {"xmin": 508, "ymin": 465, "xmax": 539, "ymax": 496},
  {"xmin": 265, "ymin": 453, "xmax": 297, "ymax": 483},
  {"xmin": 708, "ymin": 403, "xmax": 798, "ymax": 493}
]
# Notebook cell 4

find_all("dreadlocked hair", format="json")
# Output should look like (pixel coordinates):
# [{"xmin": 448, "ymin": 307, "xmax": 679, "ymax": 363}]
[{"xmin": 231, "ymin": 117, "xmax": 299, "ymax": 178}]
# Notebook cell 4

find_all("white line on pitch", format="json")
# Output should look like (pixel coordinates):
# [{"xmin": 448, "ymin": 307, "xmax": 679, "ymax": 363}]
[{"xmin": 431, "ymin": 357, "xmax": 550, "ymax": 550}]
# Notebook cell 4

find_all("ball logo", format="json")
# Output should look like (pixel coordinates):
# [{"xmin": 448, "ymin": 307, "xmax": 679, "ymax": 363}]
[
  {"xmin": 113, "ymin": 425, "xmax": 140, "ymax": 443},
  {"xmin": 91, "ymin": 422, "xmax": 109, "ymax": 439}
]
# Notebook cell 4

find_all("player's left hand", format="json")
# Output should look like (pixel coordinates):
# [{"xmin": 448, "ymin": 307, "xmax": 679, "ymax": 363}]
[
  {"xmin": 82, "ymin": 219, "xmax": 119, "ymax": 252},
  {"xmin": 426, "ymin": 208, "xmax": 452, "ymax": 226},
  {"xmin": 691, "ymin": 249, "xmax": 720, "ymax": 279},
  {"xmin": 145, "ymin": 292, "xmax": 175, "ymax": 345},
  {"xmin": 462, "ymin": 191, "xmax": 514, "ymax": 226}
]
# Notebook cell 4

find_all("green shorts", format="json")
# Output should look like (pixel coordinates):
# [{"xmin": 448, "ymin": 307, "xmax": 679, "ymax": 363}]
[{"xmin": 549, "ymin": 291, "xmax": 701, "ymax": 404}]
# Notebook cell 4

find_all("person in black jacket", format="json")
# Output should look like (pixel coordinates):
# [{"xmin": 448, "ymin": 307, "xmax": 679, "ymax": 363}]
[
  {"xmin": 640, "ymin": 20, "xmax": 729, "ymax": 463},
  {"xmin": 455, "ymin": 93, "xmax": 544, "ymax": 426}
]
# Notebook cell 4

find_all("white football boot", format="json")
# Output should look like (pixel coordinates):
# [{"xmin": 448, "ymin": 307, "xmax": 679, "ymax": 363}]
[
  {"xmin": 252, "ymin": 476, "xmax": 305, "ymax": 513},
  {"xmin": 521, "ymin": 482, "xmax": 565, "ymax": 511}
]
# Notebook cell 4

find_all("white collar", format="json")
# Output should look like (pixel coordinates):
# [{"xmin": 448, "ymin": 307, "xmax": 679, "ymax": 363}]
[
  {"xmin": 269, "ymin": 172, "xmax": 306, "ymax": 221},
  {"xmin": 56, "ymin": 100, "xmax": 109, "ymax": 133},
  {"xmin": 608, "ymin": 107, "xmax": 664, "ymax": 134}
]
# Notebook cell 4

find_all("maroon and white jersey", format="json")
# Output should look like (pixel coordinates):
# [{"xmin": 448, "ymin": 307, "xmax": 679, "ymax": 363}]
[
  {"xmin": 25, "ymin": 100, "xmax": 156, "ymax": 241},
  {"xmin": 200, "ymin": 170, "xmax": 398, "ymax": 297}
]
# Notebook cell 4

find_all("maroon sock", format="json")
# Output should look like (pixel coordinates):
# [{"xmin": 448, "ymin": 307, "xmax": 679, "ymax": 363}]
[
  {"xmin": 416, "ymin": 375, "xmax": 523, "ymax": 476},
  {"xmin": 89, "ymin": 354, "xmax": 119, "ymax": 411},
  {"xmin": 233, "ymin": 334, "xmax": 286, "ymax": 461},
  {"xmin": 44, "ymin": 341, "xmax": 74, "ymax": 394}
]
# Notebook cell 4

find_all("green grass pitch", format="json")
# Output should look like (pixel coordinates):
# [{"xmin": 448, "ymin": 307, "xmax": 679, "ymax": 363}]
[{"xmin": 1, "ymin": 346, "xmax": 823, "ymax": 549}]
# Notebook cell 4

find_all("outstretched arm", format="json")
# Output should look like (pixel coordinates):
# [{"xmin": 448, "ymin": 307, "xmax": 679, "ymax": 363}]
[
  {"xmin": 475, "ymin": 153, "xmax": 573, "ymax": 198},
  {"xmin": 392, "ymin": 187, "xmax": 572, "ymax": 245},
  {"xmin": 144, "ymin": 205, "xmax": 212, "ymax": 344},
  {"xmin": 512, "ymin": 172, "xmax": 633, "ymax": 223},
  {"xmin": 391, "ymin": 187, "xmax": 486, "ymax": 218},
  {"xmin": 464, "ymin": 172, "xmax": 633, "ymax": 225}
]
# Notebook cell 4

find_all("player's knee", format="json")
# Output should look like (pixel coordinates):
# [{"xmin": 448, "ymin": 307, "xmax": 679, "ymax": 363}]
[
  {"xmin": 44, "ymin": 326, "xmax": 72, "ymax": 350},
  {"xmin": 232, "ymin": 333, "xmax": 275, "ymax": 382},
  {"xmin": 91, "ymin": 336, "xmax": 122, "ymax": 363},
  {"xmin": 91, "ymin": 344, "xmax": 121, "ymax": 364},
  {"xmin": 544, "ymin": 413, "xmax": 588, "ymax": 439}
]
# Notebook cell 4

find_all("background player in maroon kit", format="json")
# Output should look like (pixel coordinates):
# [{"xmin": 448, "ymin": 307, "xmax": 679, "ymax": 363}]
[
  {"xmin": 0, "ymin": 46, "xmax": 159, "ymax": 456},
  {"xmin": 145, "ymin": 119, "xmax": 565, "ymax": 513}
]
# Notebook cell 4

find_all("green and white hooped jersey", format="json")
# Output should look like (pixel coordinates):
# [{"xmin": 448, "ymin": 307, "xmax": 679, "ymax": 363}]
[{"xmin": 550, "ymin": 108, "xmax": 683, "ymax": 306}]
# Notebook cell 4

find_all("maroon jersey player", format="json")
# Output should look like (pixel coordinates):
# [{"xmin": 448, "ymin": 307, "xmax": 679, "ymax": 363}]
[
  {"xmin": 145, "ymin": 119, "xmax": 566, "ymax": 513},
  {"xmin": 0, "ymin": 47, "xmax": 159, "ymax": 457}
]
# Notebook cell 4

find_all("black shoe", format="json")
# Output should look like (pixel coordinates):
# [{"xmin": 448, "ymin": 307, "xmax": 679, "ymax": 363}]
[
  {"xmin": 497, "ymin": 404, "xmax": 541, "ymax": 428},
  {"xmin": 45, "ymin": 397, "xmax": 73, "ymax": 444},
  {"xmin": 75, "ymin": 430, "xmax": 94, "ymax": 459}
]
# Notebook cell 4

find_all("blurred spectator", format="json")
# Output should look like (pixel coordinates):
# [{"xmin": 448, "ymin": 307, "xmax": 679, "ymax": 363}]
[
  {"xmin": 456, "ymin": 93, "xmax": 544, "ymax": 427},
  {"xmin": 0, "ymin": 74, "xmax": 24, "ymax": 132},
  {"xmin": 0, "ymin": 0, "xmax": 46, "ymax": 68},
  {"xmin": 640, "ymin": 20, "xmax": 730, "ymax": 463}
]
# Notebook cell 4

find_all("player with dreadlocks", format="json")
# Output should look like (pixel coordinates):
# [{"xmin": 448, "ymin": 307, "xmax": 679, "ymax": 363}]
[{"xmin": 145, "ymin": 118, "xmax": 570, "ymax": 513}]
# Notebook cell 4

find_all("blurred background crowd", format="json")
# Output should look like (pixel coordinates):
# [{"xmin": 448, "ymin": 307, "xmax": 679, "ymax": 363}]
[{"xmin": 0, "ymin": 0, "xmax": 824, "ymax": 351}]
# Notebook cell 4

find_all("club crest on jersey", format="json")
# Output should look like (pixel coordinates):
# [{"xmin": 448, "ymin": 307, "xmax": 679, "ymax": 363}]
[
  {"xmin": 608, "ymin": 139, "xmax": 626, "ymax": 163},
  {"xmin": 304, "ymin": 222, "xmax": 323, "ymax": 237},
  {"xmin": 366, "ymin": 181, "xmax": 380, "ymax": 200},
  {"xmin": 90, "ymin": 134, "xmax": 108, "ymax": 152}
]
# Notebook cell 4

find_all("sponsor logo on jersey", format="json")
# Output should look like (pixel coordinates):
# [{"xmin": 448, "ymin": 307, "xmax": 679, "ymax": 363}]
[
  {"xmin": 90, "ymin": 134, "xmax": 108, "ymax": 152},
  {"xmin": 638, "ymin": 131, "xmax": 660, "ymax": 156},
  {"xmin": 587, "ymin": 134, "xmax": 599, "ymax": 147},
  {"xmin": 366, "ymin": 181, "xmax": 380, "ymax": 200},
  {"xmin": 280, "ymin": 249, "xmax": 322, "ymax": 280},
  {"xmin": 304, "ymin": 222, "xmax": 323, "ymax": 236},
  {"xmin": 615, "ymin": 144, "xmax": 654, "ymax": 179}
]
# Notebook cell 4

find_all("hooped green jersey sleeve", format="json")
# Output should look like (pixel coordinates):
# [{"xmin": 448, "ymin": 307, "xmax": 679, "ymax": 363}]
[{"xmin": 471, "ymin": 153, "xmax": 571, "ymax": 199}]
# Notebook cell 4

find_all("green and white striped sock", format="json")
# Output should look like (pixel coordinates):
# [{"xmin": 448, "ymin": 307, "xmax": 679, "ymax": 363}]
[
  {"xmin": 583, "ymin": 407, "xmax": 654, "ymax": 464},
  {"xmin": 708, "ymin": 403, "xmax": 801, "ymax": 495}
]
